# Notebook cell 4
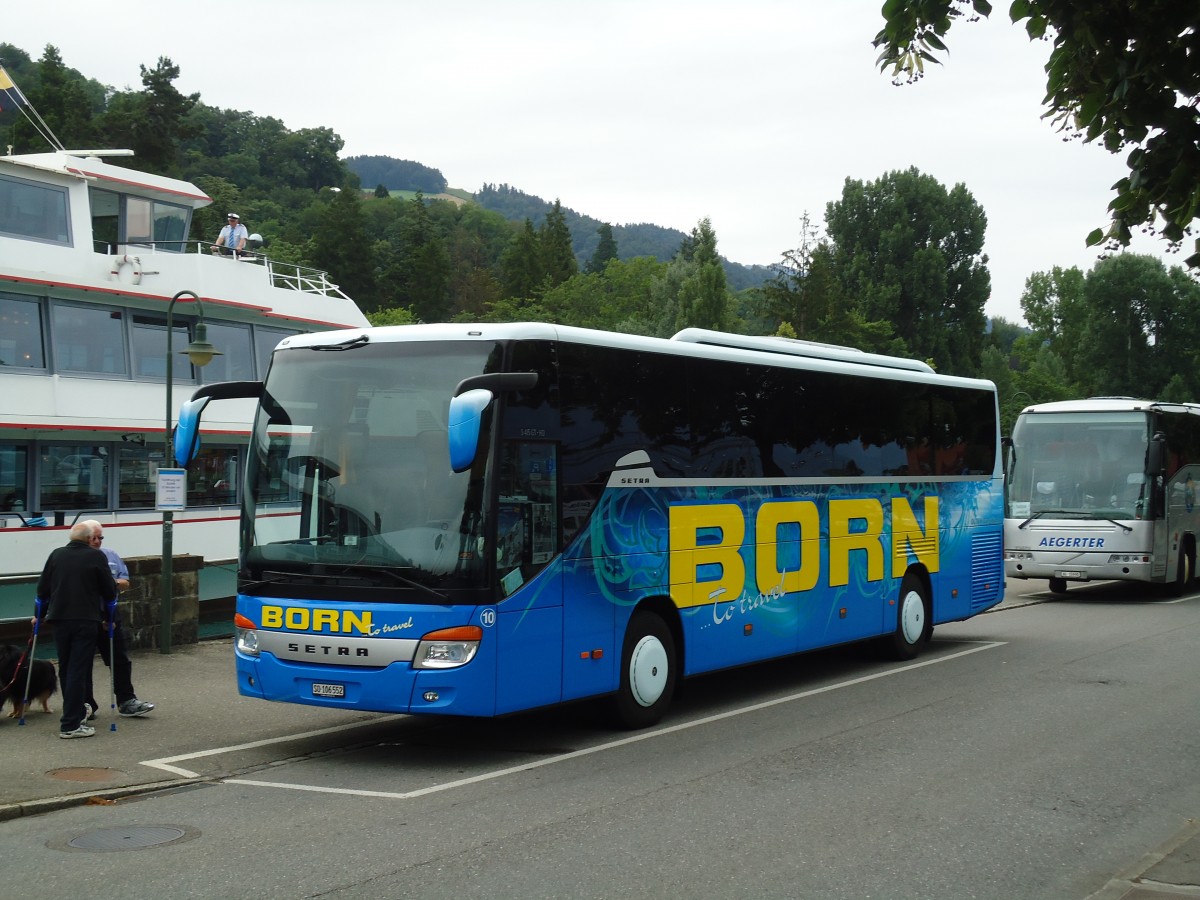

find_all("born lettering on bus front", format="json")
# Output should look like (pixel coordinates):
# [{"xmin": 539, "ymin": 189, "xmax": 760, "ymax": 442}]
[
  {"xmin": 262, "ymin": 606, "xmax": 373, "ymax": 634},
  {"xmin": 668, "ymin": 496, "xmax": 939, "ymax": 608}
]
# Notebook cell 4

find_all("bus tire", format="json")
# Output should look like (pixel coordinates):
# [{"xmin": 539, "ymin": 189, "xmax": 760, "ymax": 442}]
[
  {"xmin": 1048, "ymin": 577, "xmax": 1069, "ymax": 594},
  {"xmin": 884, "ymin": 573, "xmax": 930, "ymax": 661},
  {"xmin": 1172, "ymin": 547, "xmax": 1193, "ymax": 596},
  {"xmin": 612, "ymin": 610, "xmax": 676, "ymax": 729}
]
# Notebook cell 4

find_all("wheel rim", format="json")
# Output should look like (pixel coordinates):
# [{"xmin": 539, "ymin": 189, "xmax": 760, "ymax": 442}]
[
  {"xmin": 899, "ymin": 589, "xmax": 925, "ymax": 645},
  {"xmin": 628, "ymin": 634, "xmax": 669, "ymax": 708}
]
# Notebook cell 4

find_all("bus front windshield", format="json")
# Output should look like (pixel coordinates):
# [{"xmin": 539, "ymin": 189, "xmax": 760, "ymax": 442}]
[
  {"xmin": 1006, "ymin": 411, "xmax": 1149, "ymax": 520},
  {"xmin": 241, "ymin": 338, "xmax": 500, "ymax": 599}
]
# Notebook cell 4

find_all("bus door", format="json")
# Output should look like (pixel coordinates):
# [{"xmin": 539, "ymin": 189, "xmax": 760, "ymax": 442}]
[{"xmin": 493, "ymin": 440, "xmax": 564, "ymax": 714}]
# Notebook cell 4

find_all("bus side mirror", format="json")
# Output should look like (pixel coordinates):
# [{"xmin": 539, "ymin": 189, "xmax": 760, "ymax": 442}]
[
  {"xmin": 175, "ymin": 380, "xmax": 265, "ymax": 466},
  {"xmin": 1147, "ymin": 435, "xmax": 1165, "ymax": 474},
  {"xmin": 174, "ymin": 396, "xmax": 211, "ymax": 466},
  {"xmin": 448, "ymin": 389, "xmax": 494, "ymax": 473}
]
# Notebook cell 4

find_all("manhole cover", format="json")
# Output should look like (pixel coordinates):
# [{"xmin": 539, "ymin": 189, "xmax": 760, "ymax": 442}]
[
  {"xmin": 47, "ymin": 767, "xmax": 119, "ymax": 783},
  {"xmin": 65, "ymin": 825, "xmax": 195, "ymax": 852}
]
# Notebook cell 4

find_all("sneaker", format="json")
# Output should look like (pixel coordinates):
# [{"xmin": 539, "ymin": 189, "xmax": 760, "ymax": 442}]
[
  {"xmin": 59, "ymin": 724, "xmax": 96, "ymax": 739},
  {"xmin": 84, "ymin": 703, "xmax": 96, "ymax": 721},
  {"xmin": 118, "ymin": 699, "xmax": 155, "ymax": 717}
]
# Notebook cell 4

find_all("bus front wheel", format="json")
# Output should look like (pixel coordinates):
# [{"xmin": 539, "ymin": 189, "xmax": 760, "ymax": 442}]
[
  {"xmin": 612, "ymin": 611, "xmax": 677, "ymax": 729},
  {"xmin": 884, "ymin": 574, "xmax": 930, "ymax": 661}
]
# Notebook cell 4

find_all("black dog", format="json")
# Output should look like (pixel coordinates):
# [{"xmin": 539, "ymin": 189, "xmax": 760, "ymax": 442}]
[{"xmin": 0, "ymin": 644, "xmax": 58, "ymax": 719}]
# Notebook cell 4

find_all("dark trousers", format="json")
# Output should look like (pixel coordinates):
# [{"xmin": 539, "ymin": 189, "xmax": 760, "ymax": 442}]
[
  {"xmin": 53, "ymin": 619, "xmax": 98, "ymax": 731},
  {"xmin": 87, "ymin": 621, "xmax": 135, "ymax": 710}
]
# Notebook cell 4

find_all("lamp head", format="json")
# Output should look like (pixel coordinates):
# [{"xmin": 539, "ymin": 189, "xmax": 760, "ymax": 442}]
[{"xmin": 182, "ymin": 321, "xmax": 222, "ymax": 368}]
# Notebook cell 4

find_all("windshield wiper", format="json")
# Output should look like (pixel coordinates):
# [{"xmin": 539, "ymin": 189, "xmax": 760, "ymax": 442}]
[
  {"xmin": 308, "ymin": 334, "xmax": 369, "ymax": 352},
  {"xmin": 275, "ymin": 535, "xmax": 335, "ymax": 545},
  {"xmin": 1019, "ymin": 509, "xmax": 1089, "ymax": 528},
  {"xmin": 323, "ymin": 564, "xmax": 448, "ymax": 601}
]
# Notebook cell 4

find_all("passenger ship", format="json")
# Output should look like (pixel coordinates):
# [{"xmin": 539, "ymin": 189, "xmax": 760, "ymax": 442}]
[{"xmin": 0, "ymin": 147, "xmax": 368, "ymax": 613}]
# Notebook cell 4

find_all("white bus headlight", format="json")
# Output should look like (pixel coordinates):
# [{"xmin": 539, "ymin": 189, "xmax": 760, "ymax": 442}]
[{"xmin": 413, "ymin": 626, "xmax": 482, "ymax": 669}]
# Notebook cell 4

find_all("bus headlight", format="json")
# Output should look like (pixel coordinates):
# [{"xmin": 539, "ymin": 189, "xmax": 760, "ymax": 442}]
[
  {"xmin": 235, "ymin": 613, "xmax": 260, "ymax": 657},
  {"xmin": 413, "ymin": 625, "xmax": 483, "ymax": 669}
]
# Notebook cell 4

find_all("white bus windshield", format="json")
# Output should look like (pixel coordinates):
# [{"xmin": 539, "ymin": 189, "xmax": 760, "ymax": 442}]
[
  {"xmin": 1007, "ymin": 411, "xmax": 1149, "ymax": 520},
  {"xmin": 241, "ymin": 339, "xmax": 499, "ymax": 597}
]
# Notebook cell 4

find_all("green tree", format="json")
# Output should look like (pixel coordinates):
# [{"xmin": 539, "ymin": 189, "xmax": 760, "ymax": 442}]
[
  {"xmin": 670, "ymin": 218, "xmax": 730, "ymax": 332},
  {"xmin": 374, "ymin": 184, "xmax": 389, "ymax": 198},
  {"xmin": 1074, "ymin": 254, "xmax": 1181, "ymax": 396},
  {"xmin": 101, "ymin": 57, "xmax": 199, "ymax": 174},
  {"xmin": 500, "ymin": 219, "xmax": 543, "ymax": 300},
  {"xmin": 586, "ymin": 222, "xmax": 619, "ymax": 274},
  {"xmin": 15, "ymin": 46, "xmax": 98, "ymax": 150},
  {"xmin": 759, "ymin": 212, "xmax": 835, "ymax": 338},
  {"xmin": 1019, "ymin": 265, "xmax": 1088, "ymax": 379},
  {"xmin": 824, "ymin": 167, "xmax": 990, "ymax": 374},
  {"xmin": 874, "ymin": 0, "xmax": 1200, "ymax": 268},
  {"xmin": 539, "ymin": 199, "xmax": 578, "ymax": 289},
  {"xmin": 310, "ymin": 187, "xmax": 378, "ymax": 310},
  {"xmin": 391, "ymin": 194, "xmax": 452, "ymax": 323}
]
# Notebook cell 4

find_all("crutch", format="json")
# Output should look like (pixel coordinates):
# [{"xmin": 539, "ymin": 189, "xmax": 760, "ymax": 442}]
[
  {"xmin": 18, "ymin": 597, "xmax": 41, "ymax": 726},
  {"xmin": 107, "ymin": 599, "xmax": 118, "ymax": 732}
]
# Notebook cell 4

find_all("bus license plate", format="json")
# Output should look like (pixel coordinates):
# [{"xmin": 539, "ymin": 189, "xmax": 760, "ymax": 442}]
[
  {"xmin": 1055, "ymin": 570, "xmax": 1083, "ymax": 579},
  {"xmin": 312, "ymin": 683, "xmax": 345, "ymax": 698}
]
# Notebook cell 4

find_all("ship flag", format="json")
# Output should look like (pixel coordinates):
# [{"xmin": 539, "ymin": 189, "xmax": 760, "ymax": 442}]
[
  {"xmin": 0, "ymin": 63, "xmax": 65, "ymax": 151},
  {"xmin": 0, "ymin": 64, "xmax": 29, "ymax": 112}
]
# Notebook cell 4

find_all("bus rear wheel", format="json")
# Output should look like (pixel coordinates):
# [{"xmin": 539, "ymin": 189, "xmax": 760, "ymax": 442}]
[
  {"xmin": 884, "ymin": 574, "xmax": 930, "ymax": 661},
  {"xmin": 612, "ymin": 610, "xmax": 677, "ymax": 729},
  {"xmin": 1172, "ymin": 548, "xmax": 1193, "ymax": 596}
]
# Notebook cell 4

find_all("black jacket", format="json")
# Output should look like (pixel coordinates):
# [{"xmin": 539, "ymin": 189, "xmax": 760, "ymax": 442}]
[{"xmin": 36, "ymin": 539, "xmax": 116, "ymax": 622}]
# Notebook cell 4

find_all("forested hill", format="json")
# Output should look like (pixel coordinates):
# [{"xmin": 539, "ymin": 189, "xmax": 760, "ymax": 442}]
[{"xmin": 344, "ymin": 160, "xmax": 772, "ymax": 292}]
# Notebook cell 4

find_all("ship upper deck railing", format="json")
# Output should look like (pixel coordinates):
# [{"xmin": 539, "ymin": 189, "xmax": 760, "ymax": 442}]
[{"xmin": 94, "ymin": 239, "xmax": 352, "ymax": 301}]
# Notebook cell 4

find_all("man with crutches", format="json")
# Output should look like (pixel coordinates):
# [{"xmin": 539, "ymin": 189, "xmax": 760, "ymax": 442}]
[
  {"xmin": 81, "ymin": 522, "xmax": 155, "ymax": 722},
  {"xmin": 34, "ymin": 520, "xmax": 115, "ymax": 739}
]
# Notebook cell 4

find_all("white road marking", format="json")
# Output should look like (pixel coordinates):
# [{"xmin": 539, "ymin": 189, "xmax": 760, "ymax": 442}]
[
  {"xmin": 140, "ymin": 716, "xmax": 406, "ymax": 778},
  {"xmin": 217, "ymin": 641, "xmax": 1005, "ymax": 799}
]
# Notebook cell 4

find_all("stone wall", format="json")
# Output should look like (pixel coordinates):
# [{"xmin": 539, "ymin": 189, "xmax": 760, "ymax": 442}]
[{"xmin": 123, "ymin": 554, "xmax": 201, "ymax": 650}]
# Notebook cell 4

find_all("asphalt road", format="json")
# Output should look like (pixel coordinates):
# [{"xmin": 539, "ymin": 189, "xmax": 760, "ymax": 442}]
[{"xmin": 5, "ymin": 582, "xmax": 1200, "ymax": 899}]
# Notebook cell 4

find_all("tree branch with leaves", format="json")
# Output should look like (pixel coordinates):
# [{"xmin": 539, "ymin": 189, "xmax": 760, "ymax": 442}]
[{"xmin": 873, "ymin": 0, "xmax": 1200, "ymax": 269}]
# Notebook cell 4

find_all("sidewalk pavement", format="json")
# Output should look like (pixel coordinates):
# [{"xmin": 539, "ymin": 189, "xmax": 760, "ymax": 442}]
[
  {"xmin": 0, "ymin": 637, "xmax": 394, "ymax": 821},
  {"xmin": 1, "ymin": 599, "xmax": 1197, "ymax": 897}
]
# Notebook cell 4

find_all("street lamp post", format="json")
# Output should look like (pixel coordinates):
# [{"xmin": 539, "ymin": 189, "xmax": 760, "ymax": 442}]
[{"xmin": 161, "ymin": 290, "xmax": 220, "ymax": 654}]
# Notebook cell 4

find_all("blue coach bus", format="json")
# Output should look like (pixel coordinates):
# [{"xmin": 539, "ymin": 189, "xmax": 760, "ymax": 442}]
[{"xmin": 177, "ymin": 323, "xmax": 1003, "ymax": 727}]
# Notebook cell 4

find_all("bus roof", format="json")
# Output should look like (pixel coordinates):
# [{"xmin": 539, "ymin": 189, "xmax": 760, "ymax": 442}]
[
  {"xmin": 1016, "ymin": 397, "xmax": 1200, "ymax": 417},
  {"xmin": 670, "ymin": 328, "xmax": 936, "ymax": 373},
  {"xmin": 278, "ymin": 322, "xmax": 989, "ymax": 390}
]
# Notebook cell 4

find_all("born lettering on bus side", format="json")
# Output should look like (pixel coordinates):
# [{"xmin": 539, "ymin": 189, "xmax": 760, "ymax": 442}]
[
  {"xmin": 667, "ymin": 496, "xmax": 940, "ymax": 608},
  {"xmin": 261, "ymin": 606, "xmax": 373, "ymax": 634}
]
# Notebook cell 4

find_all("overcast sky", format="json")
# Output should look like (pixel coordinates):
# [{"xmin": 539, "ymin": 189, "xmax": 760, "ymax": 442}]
[{"xmin": 5, "ymin": 0, "xmax": 1184, "ymax": 325}]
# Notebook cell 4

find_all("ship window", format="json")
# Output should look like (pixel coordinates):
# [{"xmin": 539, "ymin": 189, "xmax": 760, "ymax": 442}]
[
  {"xmin": 40, "ymin": 444, "xmax": 110, "ymax": 511},
  {"xmin": 115, "ymin": 444, "xmax": 227, "ymax": 509},
  {"xmin": 186, "ymin": 447, "xmax": 239, "ymax": 507},
  {"xmin": 52, "ymin": 303, "xmax": 128, "ymax": 375},
  {"xmin": 0, "ymin": 444, "xmax": 29, "ymax": 514},
  {"xmin": 200, "ymin": 321, "xmax": 254, "ymax": 382},
  {"xmin": 130, "ymin": 314, "xmax": 193, "ymax": 381},
  {"xmin": 125, "ymin": 197, "xmax": 153, "ymax": 244},
  {"xmin": 116, "ymin": 444, "xmax": 163, "ymax": 509},
  {"xmin": 254, "ymin": 327, "xmax": 299, "ymax": 377},
  {"xmin": 0, "ymin": 174, "xmax": 71, "ymax": 245},
  {"xmin": 0, "ymin": 295, "xmax": 45, "ymax": 369}
]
